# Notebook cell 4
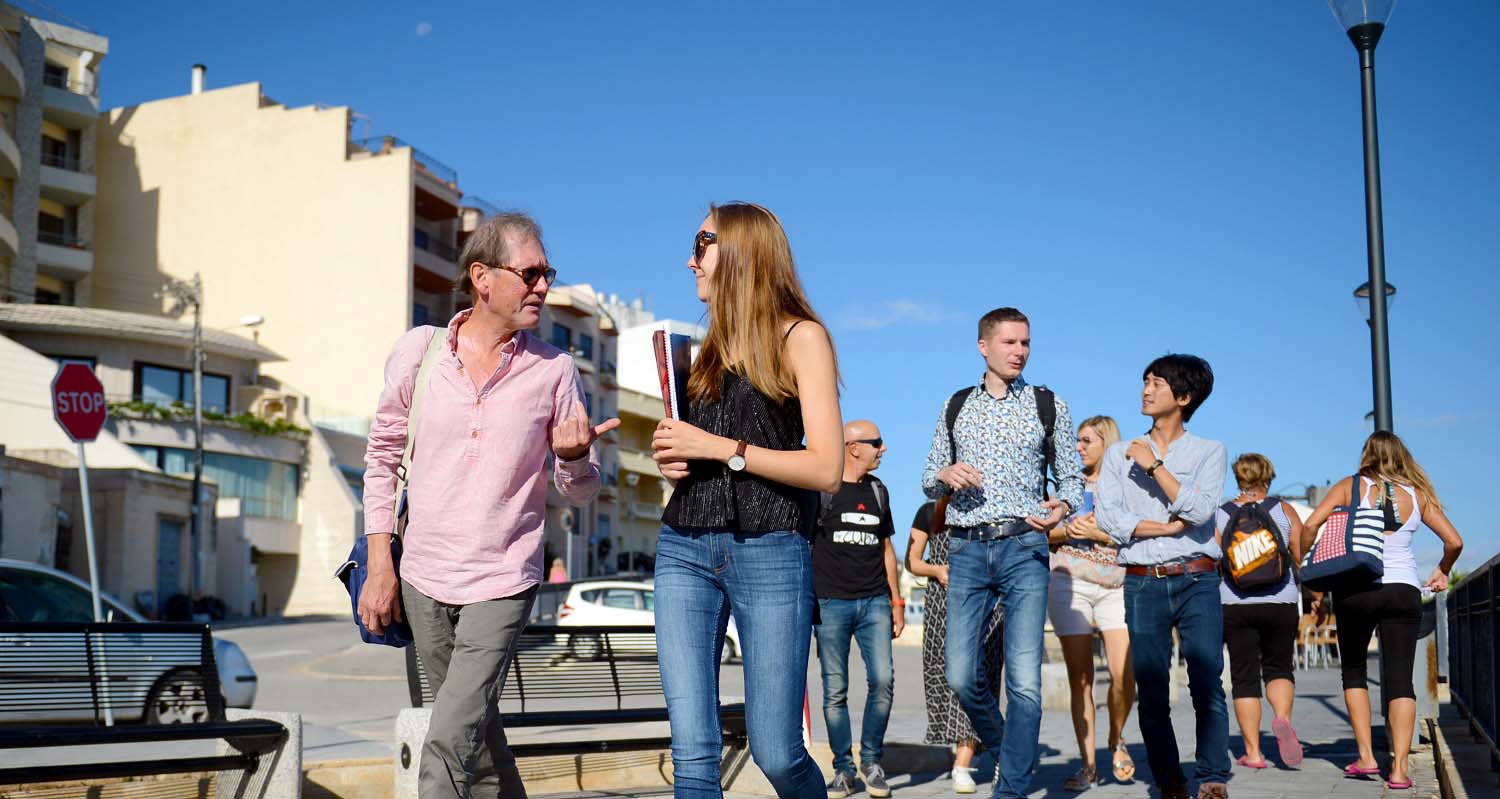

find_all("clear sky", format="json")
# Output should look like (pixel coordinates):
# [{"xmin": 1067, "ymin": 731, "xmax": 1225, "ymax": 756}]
[{"xmin": 65, "ymin": 1, "xmax": 1499, "ymax": 573}]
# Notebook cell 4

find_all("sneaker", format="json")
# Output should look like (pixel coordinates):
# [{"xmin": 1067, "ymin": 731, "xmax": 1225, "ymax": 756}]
[
  {"xmin": 1197, "ymin": 782, "xmax": 1228, "ymax": 799},
  {"xmin": 861, "ymin": 763, "xmax": 892, "ymax": 799},
  {"xmin": 951, "ymin": 766, "xmax": 977, "ymax": 794},
  {"xmin": 827, "ymin": 771, "xmax": 858, "ymax": 799}
]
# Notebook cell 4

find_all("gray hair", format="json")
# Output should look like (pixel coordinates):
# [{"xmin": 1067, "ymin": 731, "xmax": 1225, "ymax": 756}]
[{"xmin": 455, "ymin": 211, "xmax": 547, "ymax": 296}]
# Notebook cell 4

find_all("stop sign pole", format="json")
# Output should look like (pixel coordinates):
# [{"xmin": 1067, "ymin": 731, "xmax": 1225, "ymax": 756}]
[{"xmin": 50, "ymin": 363, "xmax": 108, "ymax": 625}]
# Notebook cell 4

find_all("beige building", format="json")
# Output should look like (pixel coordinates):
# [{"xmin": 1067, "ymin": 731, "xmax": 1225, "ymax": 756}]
[
  {"xmin": 90, "ymin": 79, "xmax": 468, "ymax": 433},
  {"xmin": 0, "ymin": 303, "xmax": 360, "ymax": 617},
  {"xmin": 0, "ymin": 6, "xmax": 106, "ymax": 306}
]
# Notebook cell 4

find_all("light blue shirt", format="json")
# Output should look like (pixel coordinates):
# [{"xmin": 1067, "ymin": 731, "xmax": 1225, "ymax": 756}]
[{"xmin": 1095, "ymin": 431, "xmax": 1227, "ymax": 566}]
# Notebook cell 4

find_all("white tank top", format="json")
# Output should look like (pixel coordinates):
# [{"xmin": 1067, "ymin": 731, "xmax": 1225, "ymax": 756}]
[{"xmin": 1360, "ymin": 476, "xmax": 1421, "ymax": 587}]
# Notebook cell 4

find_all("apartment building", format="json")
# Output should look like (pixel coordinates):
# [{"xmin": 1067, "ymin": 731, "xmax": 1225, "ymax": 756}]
[
  {"xmin": 90, "ymin": 78, "xmax": 467, "ymax": 432},
  {"xmin": 0, "ymin": 6, "xmax": 106, "ymax": 306}
]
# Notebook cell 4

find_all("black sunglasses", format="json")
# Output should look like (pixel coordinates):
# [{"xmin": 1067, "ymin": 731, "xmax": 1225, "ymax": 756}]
[
  {"xmin": 489, "ymin": 263, "xmax": 557, "ymax": 288},
  {"xmin": 692, "ymin": 230, "xmax": 718, "ymax": 263},
  {"xmin": 850, "ymin": 437, "xmax": 884, "ymax": 448}
]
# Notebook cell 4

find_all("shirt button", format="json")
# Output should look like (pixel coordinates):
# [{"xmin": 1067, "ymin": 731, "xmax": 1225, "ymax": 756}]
[
  {"xmin": 471, "ymin": 430, "xmax": 479, "ymax": 439},
  {"xmin": 476, "ymin": 397, "xmax": 482, "ymax": 405}
]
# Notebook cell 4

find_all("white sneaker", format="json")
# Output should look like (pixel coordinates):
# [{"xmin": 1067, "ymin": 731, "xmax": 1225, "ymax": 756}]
[{"xmin": 951, "ymin": 766, "xmax": 977, "ymax": 794}]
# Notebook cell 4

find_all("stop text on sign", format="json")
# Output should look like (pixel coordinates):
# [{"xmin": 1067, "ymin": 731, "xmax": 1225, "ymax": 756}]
[{"xmin": 54, "ymin": 390, "xmax": 106, "ymax": 415}]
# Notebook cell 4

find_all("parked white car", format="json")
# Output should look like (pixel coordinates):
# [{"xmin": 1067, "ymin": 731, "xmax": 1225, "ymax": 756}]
[
  {"xmin": 0, "ymin": 558, "xmax": 257, "ymax": 722},
  {"xmin": 557, "ymin": 579, "xmax": 743, "ymax": 663}
]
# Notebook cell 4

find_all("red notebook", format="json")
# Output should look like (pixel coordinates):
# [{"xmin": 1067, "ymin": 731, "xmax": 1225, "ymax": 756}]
[{"xmin": 652, "ymin": 328, "xmax": 693, "ymax": 419}]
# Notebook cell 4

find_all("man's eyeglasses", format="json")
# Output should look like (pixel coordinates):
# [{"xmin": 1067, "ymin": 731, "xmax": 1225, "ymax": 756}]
[
  {"xmin": 850, "ymin": 437, "xmax": 884, "ymax": 448},
  {"xmin": 692, "ymin": 230, "xmax": 718, "ymax": 264},
  {"xmin": 487, "ymin": 263, "xmax": 557, "ymax": 288}
]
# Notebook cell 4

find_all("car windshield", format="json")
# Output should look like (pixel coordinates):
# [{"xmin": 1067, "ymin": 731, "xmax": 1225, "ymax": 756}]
[
  {"xmin": 0, "ymin": 568, "xmax": 95, "ymax": 622},
  {"xmin": 601, "ymin": 589, "xmax": 639, "ymax": 610}
]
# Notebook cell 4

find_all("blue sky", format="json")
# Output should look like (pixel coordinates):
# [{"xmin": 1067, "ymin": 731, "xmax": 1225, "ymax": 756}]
[{"xmin": 67, "ymin": 1, "xmax": 1499, "ymax": 572}]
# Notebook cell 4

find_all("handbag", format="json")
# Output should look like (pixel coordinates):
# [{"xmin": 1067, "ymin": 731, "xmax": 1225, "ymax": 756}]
[
  {"xmin": 1299, "ymin": 475, "xmax": 1391, "ymax": 591},
  {"xmin": 334, "ymin": 328, "xmax": 449, "ymax": 647},
  {"xmin": 1051, "ymin": 542, "xmax": 1125, "ymax": 589}
]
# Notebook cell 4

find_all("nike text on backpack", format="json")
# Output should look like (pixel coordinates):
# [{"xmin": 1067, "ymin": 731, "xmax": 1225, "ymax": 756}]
[{"xmin": 1219, "ymin": 498, "xmax": 1291, "ymax": 594}]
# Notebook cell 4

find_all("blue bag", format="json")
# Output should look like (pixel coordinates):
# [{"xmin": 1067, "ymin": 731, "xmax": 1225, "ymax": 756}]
[{"xmin": 333, "ymin": 327, "xmax": 448, "ymax": 648}]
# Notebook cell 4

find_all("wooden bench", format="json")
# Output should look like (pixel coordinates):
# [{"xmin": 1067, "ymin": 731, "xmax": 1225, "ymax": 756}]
[
  {"xmin": 406, "ymin": 624, "xmax": 747, "ymax": 763},
  {"xmin": 0, "ymin": 621, "xmax": 287, "ymax": 785}
]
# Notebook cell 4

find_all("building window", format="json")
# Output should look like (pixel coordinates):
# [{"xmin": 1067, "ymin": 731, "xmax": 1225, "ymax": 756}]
[
  {"xmin": 412, "ymin": 303, "xmax": 429, "ymax": 327},
  {"xmin": 41, "ymin": 136, "xmax": 71, "ymax": 170},
  {"xmin": 133, "ymin": 362, "xmax": 231, "ymax": 414},
  {"xmin": 551, "ymin": 323, "xmax": 572, "ymax": 351},
  {"xmin": 42, "ymin": 62, "xmax": 68, "ymax": 90},
  {"xmin": 339, "ymin": 466, "xmax": 365, "ymax": 503},
  {"xmin": 584, "ymin": 391, "xmax": 593, "ymax": 418},
  {"xmin": 132, "ymin": 445, "xmax": 300, "ymax": 521},
  {"xmin": 579, "ymin": 333, "xmax": 594, "ymax": 361}
]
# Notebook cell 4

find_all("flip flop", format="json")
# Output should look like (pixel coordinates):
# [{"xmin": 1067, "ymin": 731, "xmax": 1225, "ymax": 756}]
[
  {"xmin": 1112, "ymin": 743, "xmax": 1135, "ymax": 783},
  {"xmin": 1272, "ymin": 718, "xmax": 1304, "ymax": 767},
  {"xmin": 1342, "ymin": 763, "xmax": 1381, "ymax": 777},
  {"xmin": 1387, "ymin": 778, "xmax": 1413, "ymax": 790},
  {"xmin": 1237, "ymin": 755, "xmax": 1269, "ymax": 769}
]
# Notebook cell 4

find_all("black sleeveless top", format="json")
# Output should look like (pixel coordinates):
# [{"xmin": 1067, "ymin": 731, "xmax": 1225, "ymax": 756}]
[{"xmin": 661, "ymin": 370, "xmax": 810, "ymax": 533}]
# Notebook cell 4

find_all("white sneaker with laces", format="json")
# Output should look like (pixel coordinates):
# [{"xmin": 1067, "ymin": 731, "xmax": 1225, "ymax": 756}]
[{"xmin": 951, "ymin": 766, "xmax": 977, "ymax": 794}]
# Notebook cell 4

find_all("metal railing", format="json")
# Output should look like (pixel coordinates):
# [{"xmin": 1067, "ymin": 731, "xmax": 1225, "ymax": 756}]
[
  {"xmin": 413, "ymin": 228, "xmax": 458, "ymax": 261},
  {"xmin": 353, "ymin": 136, "xmax": 458, "ymax": 186},
  {"xmin": 37, "ymin": 230, "xmax": 88, "ymax": 249},
  {"xmin": 1448, "ymin": 551, "xmax": 1500, "ymax": 776},
  {"xmin": 0, "ymin": 30, "xmax": 16, "ymax": 59},
  {"xmin": 42, "ymin": 71, "xmax": 98, "ymax": 98},
  {"xmin": 41, "ymin": 151, "xmax": 90, "ymax": 172},
  {"xmin": 464, "ymin": 196, "xmax": 502, "ymax": 218}
]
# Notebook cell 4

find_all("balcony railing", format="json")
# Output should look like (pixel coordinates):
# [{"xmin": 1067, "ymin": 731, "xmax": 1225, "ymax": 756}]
[
  {"xmin": 1448, "ymin": 552, "xmax": 1500, "ymax": 780},
  {"xmin": 464, "ymin": 196, "xmax": 501, "ymax": 219},
  {"xmin": 413, "ymin": 228, "xmax": 459, "ymax": 262},
  {"xmin": 38, "ymin": 230, "xmax": 88, "ymax": 249},
  {"xmin": 41, "ymin": 151, "xmax": 90, "ymax": 173},
  {"xmin": 0, "ymin": 31, "xmax": 16, "ymax": 59},
  {"xmin": 42, "ymin": 71, "xmax": 98, "ymax": 98},
  {"xmin": 354, "ymin": 136, "xmax": 458, "ymax": 187}
]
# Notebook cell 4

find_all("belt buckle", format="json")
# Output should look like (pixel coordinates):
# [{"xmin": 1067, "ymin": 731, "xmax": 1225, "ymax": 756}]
[{"xmin": 1150, "ymin": 564, "xmax": 1168, "ymax": 578}]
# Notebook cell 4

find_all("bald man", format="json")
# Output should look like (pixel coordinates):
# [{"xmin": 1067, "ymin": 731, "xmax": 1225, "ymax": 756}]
[{"xmin": 812, "ymin": 419, "xmax": 904, "ymax": 799}]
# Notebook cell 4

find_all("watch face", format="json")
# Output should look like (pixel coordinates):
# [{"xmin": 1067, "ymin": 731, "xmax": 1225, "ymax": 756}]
[{"xmin": 728, "ymin": 455, "xmax": 747, "ymax": 472}]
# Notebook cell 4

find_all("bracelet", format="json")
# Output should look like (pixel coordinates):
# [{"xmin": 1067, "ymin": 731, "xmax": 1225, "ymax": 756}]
[{"xmin": 892, "ymin": 598, "xmax": 906, "ymax": 607}]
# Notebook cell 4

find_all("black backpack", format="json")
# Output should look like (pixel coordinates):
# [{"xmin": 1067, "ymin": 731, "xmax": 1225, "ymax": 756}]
[
  {"xmin": 942, "ymin": 384, "xmax": 1057, "ymax": 497},
  {"xmin": 1219, "ymin": 498, "xmax": 1292, "ymax": 594}
]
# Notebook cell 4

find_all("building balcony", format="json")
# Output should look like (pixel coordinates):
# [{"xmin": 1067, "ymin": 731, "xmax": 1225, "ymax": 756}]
[
  {"xmin": 618, "ymin": 448, "xmax": 660, "ymax": 478},
  {"xmin": 42, "ymin": 77, "xmax": 99, "ymax": 129},
  {"xmin": 413, "ymin": 228, "xmax": 459, "ymax": 283},
  {"xmin": 36, "ymin": 233, "xmax": 92, "ymax": 279},
  {"xmin": 40, "ymin": 157, "xmax": 96, "ymax": 204},
  {"xmin": 0, "ymin": 212, "xmax": 17, "ymax": 259},
  {"xmin": 107, "ymin": 413, "xmax": 308, "ymax": 466},
  {"xmin": 0, "ymin": 117, "xmax": 17, "ymax": 179},
  {"xmin": 625, "ymin": 502, "xmax": 662, "ymax": 521},
  {"xmin": 0, "ymin": 32, "xmax": 21, "ymax": 99},
  {"xmin": 218, "ymin": 498, "xmax": 301, "ymax": 555}
]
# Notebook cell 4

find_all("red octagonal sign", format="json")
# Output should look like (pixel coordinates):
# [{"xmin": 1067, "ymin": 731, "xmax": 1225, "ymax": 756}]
[{"xmin": 52, "ymin": 363, "xmax": 107, "ymax": 443}]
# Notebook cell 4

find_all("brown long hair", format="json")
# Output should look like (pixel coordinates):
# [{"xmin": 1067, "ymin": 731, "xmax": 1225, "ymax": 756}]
[
  {"xmin": 1358, "ymin": 431, "xmax": 1443, "ymax": 510},
  {"xmin": 687, "ymin": 202, "xmax": 836, "ymax": 403}
]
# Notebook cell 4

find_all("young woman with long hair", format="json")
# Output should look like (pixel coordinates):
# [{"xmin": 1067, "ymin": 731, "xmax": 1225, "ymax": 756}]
[
  {"xmin": 651, "ymin": 202, "xmax": 843, "ymax": 799},
  {"xmin": 1301, "ymin": 431, "xmax": 1462, "ymax": 790}
]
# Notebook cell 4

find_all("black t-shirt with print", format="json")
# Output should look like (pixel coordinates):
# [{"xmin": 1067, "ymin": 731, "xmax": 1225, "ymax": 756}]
[{"xmin": 812, "ymin": 478, "xmax": 895, "ymax": 599}]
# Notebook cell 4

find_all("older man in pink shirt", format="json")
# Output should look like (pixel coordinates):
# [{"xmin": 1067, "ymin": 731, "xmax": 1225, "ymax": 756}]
[{"xmin": 360, "ymin": 211, "xmax": 618, "ymax": 799}]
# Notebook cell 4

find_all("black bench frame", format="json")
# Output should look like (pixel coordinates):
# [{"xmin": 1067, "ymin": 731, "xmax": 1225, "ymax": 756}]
[
  {"xmin": 406, "ymin": 624, "xmax": 748, "ymax": 774},
  {"xmin": 0, "ymin": 621, "xmax": 287, "ymax": 785}
]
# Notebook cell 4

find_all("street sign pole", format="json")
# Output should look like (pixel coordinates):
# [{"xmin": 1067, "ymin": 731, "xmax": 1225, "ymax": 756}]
[{"xmin": 75, "ymin": 442, "xmax": 103, "ymax": 624}]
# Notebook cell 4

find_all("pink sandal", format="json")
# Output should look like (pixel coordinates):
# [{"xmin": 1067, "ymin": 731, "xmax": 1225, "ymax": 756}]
[
  {"xmin": 1272, "ymin": 718, "xmax": 1303, "ymax": 767},
  {"xmin": 1342, "ymin": 763, "xmax": 1380, "ymax": 777},
  {"xmin": 1237, "ymin": 755, "xmax": 1268, "ymax": 769}
]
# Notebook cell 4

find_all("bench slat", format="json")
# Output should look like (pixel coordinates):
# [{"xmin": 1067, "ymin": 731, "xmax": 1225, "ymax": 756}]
[
  {"xmin": 0, "ymin": 754, "xmax": 262, "ymax": 785},
  {"xmin": 0, "ymin": 718, "xmax": 288, "ymax": 751}
]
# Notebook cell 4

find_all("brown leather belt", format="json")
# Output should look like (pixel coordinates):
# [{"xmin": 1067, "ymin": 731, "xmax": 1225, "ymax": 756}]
[{"xmin": 1125, "ymin": 556, "xmax": 1218, "ymax": 578}]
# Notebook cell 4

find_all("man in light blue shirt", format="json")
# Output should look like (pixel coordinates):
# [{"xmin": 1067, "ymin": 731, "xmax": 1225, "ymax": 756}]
[{"xmin": 1096, "ymin": 354, "xmax": 1229, "ymax": 799}]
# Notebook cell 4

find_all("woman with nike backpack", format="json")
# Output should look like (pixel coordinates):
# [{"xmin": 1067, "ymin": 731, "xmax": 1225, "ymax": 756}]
[
  {"xmin": 1214, "ymin": 454, "xmax": 1304, "ymax": 770},
  {"xmin": 1299, "ymin": 432, "xmax": 1463, "ymax": 790}
]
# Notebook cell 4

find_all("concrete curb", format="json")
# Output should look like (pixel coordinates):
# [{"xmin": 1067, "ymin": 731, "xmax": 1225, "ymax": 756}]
[{"xmin": 1429, "ymin": 717, "xmax": 1467, "ymax": 799}]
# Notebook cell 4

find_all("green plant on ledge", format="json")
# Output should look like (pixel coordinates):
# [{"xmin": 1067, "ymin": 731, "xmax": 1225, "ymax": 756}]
[{"xmin": 108, "ymin": 400, "xmax": 310, "ymax": 439}]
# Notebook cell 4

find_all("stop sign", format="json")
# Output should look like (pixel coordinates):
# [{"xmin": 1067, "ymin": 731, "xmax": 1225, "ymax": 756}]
[{"xmin": 52, "ymin": 363, "xmax": 107, "ymax": 443}]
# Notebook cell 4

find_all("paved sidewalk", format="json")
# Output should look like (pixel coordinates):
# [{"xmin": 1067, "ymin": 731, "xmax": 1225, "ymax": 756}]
[{"xmin": 851, "ymin": 660, "xmax": 1436, "ymax": 799}]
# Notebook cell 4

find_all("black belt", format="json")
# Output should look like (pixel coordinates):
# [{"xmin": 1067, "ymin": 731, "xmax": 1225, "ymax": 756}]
[{"xmin": 949, "ymin": 519, "xmax": 1033, "ymax": 541}]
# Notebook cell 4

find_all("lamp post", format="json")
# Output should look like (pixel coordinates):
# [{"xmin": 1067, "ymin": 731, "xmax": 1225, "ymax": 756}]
[{"xmin": 1329, "ymin": 0, "xmax": 1397, "ymax": 433}]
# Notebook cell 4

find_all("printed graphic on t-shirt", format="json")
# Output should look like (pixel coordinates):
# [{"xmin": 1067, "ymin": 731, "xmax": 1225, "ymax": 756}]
[{"xmin": 813, "ymin": 481, "xmax": 894, "ymax": 599}]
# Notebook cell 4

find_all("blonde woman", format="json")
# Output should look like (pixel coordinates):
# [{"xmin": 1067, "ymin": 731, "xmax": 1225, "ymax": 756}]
[
  {"xmin": 651, "ymin": 202, "xmax": 843, "ymax": 799},
  {"xmin": 1047, "ymin": 415, "xmax": 1135, "ymax": 789},
  {"xmin": 1301, "ymin": 431, "xmax": 1462, "ymax": 790}
]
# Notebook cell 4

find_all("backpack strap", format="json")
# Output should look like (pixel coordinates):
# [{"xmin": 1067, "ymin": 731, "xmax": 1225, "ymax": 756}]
[
  {"xmin": 869, "ymin": 475, "xmax": 889, "ymax": 519},
  {"xmin": 393, "ymin": 327, "xmax": 450, "ymax": 533},
  {"xmin": 1034, "ymin": 385, "xmax": 1056, "ymax": 500},
  {"xmin": 943, "ymin": 386, "xmax": 976, "ymax": 466}
]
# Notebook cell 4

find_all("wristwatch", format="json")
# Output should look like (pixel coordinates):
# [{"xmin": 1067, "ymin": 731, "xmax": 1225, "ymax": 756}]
[
  {"xmin": 727, "ymin": 440, "xmax": 748, "ymax": 472},
  {"xmin": 1145, "ymin": 459, "xmax": 1164, "ymax": 477}
]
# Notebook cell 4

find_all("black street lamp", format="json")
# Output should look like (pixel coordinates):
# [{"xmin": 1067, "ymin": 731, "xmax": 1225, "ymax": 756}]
[
  {"xmin": 1353, "ymin": 280, "xmax": 1397, "ymax": 324},
  {"xmin": 1329, "ymin": 0, "xmax": 1397, "ymax": 433}
]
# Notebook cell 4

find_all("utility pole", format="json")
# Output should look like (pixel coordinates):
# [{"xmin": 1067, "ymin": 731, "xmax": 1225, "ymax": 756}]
[{"xmin": 165, "ymin": 273, "xmax": 206, "ymax": 596}]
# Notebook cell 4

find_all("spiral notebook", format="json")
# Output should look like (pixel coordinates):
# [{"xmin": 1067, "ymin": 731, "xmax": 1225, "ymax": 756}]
[{"xmin": 652, "ymin": 327, "xmax": 693, "ymax": 419}]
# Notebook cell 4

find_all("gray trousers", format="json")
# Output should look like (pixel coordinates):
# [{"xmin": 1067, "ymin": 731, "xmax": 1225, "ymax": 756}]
[{"xmin": 403, "ymin": 580, "xmax": 536, "ymax": 799}]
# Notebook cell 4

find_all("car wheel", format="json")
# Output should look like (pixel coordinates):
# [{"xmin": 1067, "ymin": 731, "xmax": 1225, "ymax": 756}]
[
  {"xmin": 568, "ymin": 633, "xmax": 603, "ymax": 661},
  {"xmin": 146, "ymin": 669, "xmax": 210, "ymax": 724}
]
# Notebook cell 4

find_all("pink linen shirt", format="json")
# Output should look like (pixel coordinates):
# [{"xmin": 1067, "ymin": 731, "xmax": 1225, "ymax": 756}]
[{"xmin": 362, "ymin": 310, "xmax": 600, "ymax": 605}]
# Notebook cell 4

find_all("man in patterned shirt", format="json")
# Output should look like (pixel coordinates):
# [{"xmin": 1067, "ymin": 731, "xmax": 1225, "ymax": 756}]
[{"xmin": 921, "ymin": 306, "xmax": 1085, "ymax": 799}]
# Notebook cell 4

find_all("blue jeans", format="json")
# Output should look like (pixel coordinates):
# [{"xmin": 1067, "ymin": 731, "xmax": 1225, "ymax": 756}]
[
  {"xmin": 815, "ymin": 595, "xmax": 895, "ymax": 775},
  {"xmin": 1124, "ymin": 570, "xmax": 1231, "ymax": 789},
  {"xmin": 944, "ymin": 530, "xmax": 1050, "ymax": 799},
  {"xmin": 655, "ymin": 525, "xmax": 826, "ymax": 799}
]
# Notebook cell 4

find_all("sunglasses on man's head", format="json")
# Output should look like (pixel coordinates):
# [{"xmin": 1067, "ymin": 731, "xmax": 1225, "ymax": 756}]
[
  {"xmin": 488, "ymin": 263, "xmax": 557, "ymax": 288},
  {"xmin": 851, "ymin": 438, "xmax": 884, "ymax": 448},
  {"xmin": 692, "ymin": 230, "xmax": 718, "ymax": 263}
]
